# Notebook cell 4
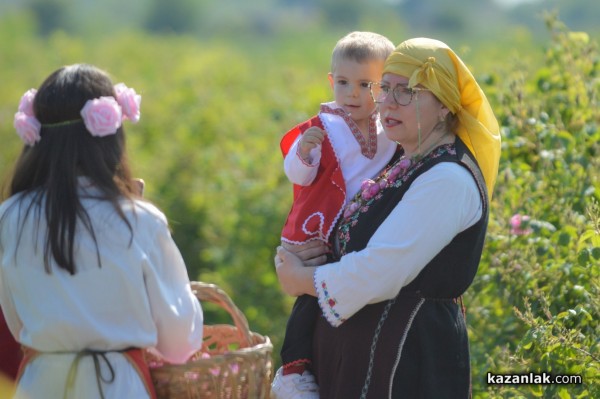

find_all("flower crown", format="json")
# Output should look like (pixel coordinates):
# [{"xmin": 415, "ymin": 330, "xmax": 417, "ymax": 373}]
[{"xmin": 13, "ymin": 83, "xmax": 141, "ymax": 146}]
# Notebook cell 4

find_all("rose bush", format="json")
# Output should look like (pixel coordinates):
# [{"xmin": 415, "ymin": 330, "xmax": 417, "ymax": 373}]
[{"xmin": 468, "ymin": 15, "xmax": 599, "ymax": 398}]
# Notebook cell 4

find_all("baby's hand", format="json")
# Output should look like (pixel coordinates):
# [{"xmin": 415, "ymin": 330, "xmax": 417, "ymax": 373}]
[{"xmin": 298, "ymin": 127, "xmax": 326, "ymax": 162}]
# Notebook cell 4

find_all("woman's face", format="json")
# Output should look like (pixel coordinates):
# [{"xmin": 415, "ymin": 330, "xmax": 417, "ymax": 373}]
[{"xmin": 377, "ymin": 73, "xmax": 446, "ymax": 150}]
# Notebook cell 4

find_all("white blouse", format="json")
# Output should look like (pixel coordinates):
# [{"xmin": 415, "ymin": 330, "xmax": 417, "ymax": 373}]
[
  {"xmin": 0, "ymin": 182, "xmax": 203, "ymax": 398},
  {"xmin": 314, "ymin": 162, "xmax": 483, "ymax": 327}
]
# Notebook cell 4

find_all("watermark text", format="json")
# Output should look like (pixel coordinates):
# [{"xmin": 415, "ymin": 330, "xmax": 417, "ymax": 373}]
[{"xmin": 487, "ymin": 372, "xmax": 582, "ymax": 385}]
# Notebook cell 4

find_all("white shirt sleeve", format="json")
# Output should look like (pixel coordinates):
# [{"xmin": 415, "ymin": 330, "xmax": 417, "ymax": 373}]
[
  {"xmin": 143, "ymin": 220, "xmax": 204, "ymax": 364},
  {"xmin": 0, "ymin": 193, "xmax": 204, "ymax": 366},
  {"xmin": 314, "ymin": 163, "xmax": 483, "ymax": 327},
  {"xmin": 283, "ymin": 136, "xmax": 322, "ymax": 186}
]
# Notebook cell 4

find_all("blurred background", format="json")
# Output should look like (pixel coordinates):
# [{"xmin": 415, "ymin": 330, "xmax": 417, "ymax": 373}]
[
  {"xmin": 1, "ymin": 1, "xmax": 599, "ymax": 397},
  {"xmin": 1, "ymin": 0, "xmax": 599, "ymax": 41}
]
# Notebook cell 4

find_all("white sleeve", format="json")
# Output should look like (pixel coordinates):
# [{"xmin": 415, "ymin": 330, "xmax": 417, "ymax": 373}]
[
  {"xmin": 0, "ymin": 202, "xmax": 23, "ymax": 339},
  {"xmin": 0, "ymin": 270, "xmax": 21, "ymax": 339},
  {"xmin": 314, "ymin": 163, "xmax": 482, "ymax": 327},
  {"xmin": 143, "ymin": 222, "xmax": 204, "ymax": 364},
  {"xmin": 283, "ymin": 136, "xmax": 322, "ymax": 186}
]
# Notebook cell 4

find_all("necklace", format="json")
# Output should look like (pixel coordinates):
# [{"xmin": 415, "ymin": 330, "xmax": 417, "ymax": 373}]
[
  {"xmin": 405, "ymin": 130, "xmax": 452, "ymax": 161},
  {"xmin": 342, "ymin": 132, "xmax": 453, "ymax": 219}
]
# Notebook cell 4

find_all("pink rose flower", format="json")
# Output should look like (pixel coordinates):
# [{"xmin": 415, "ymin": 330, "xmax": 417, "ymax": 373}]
[
  {"xmin": 361, "ymin": 187, "xmax": 374, "ymax": 201},
  {"xmin": 361, "ymin": 180, "xmax": 380, "ymax": 201},
  {"xmin": 361, "ymin": 179, "xmax": 375, "ymax": 191},
  {"xmin": 510, "ymin": 214, "xmax": 533, "ymax": 235},
  {"xmin": 398, "ymin": 158, "xmax": 412, "ymax": 169},
  {"xmin": 114, "ymin": 83, "xmax": 141, "ymax": 123},
  {"xmin": 388, "ymin": 166, "xmax": 401, "ymax": 181},
  {"xmin": 80, "ymin": 96, "xmax": 123, "ymax": 137},
  {"xmin": 368, "ymin": 183, "xmax": 380, "ymax": 197},
  {"xmin": 14, "ymin": 112, "xmax": 41, "ymax": 146},
  {"xmin": 18, "ymin": 89, "xmax": 37, "ymax": 115}
]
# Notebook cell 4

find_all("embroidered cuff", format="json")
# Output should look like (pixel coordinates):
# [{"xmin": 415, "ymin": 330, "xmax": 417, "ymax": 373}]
[
  {"xmin": 314, "ymin": 273, "xmax": 346, "ymax": 327},
  {"xmin": 295, "ymin": 145, "xmax": 319, "ymax": 167}
]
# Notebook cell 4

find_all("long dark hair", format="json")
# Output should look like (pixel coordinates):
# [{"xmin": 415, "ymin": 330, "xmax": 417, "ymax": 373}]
[{"xmin": 3, "ymin": 64, "xmax": 139, "ymax": 274}]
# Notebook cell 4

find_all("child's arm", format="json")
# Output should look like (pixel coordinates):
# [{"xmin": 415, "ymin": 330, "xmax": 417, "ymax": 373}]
[{"xmin": 283, "ymin": 127, "xmax": 326, "ymax": 186}]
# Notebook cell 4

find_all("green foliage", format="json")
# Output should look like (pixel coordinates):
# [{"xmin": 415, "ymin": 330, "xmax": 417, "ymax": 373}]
[
  {"xmin": 468, "ymin": 14, "xmax": 600, "ymax": 398},
  {"xmin": 0, "ymin": 9, "xmax": 598, "ymax": 397}
]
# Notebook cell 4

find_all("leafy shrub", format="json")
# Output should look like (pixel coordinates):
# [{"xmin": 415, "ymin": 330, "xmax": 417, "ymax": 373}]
[
  {"xmin": 468, "ymin": 14, "xmax": 599, "ymax": 398},
  {"xmin": 0, "ymin": 10, "xmax": 597, "ymax": 397}
]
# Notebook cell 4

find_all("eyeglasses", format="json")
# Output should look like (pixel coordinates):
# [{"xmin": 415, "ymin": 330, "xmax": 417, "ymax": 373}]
[{"xmin": 369, "ymin": 82, "xmax": 430, "ymax": 106}]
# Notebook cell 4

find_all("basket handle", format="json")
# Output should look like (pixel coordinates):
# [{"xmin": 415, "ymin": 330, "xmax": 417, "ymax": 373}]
[{"xmin": 190, "ymin": 281, "xmax": 253, "ymax": 348}]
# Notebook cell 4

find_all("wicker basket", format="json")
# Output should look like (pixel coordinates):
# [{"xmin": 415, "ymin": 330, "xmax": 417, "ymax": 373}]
[{"xmin": 147, "ymin": 281, "xmax": 273, "ymax": 399}]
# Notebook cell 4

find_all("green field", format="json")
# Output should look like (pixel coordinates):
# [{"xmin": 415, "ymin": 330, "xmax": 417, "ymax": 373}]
[{"xmin": 1, "ymin": 8, "xmax": 598, "ymax": 398}]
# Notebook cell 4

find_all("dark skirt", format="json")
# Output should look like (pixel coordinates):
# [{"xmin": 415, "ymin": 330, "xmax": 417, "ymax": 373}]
[{"xmin": 312, "ymin": 296, "xmax": 471, "ymax": 399}]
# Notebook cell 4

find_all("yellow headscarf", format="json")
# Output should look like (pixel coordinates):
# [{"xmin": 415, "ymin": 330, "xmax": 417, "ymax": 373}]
[{"xmin": 384, "ymin": 38, "xmax": 501, "ymax": 198}]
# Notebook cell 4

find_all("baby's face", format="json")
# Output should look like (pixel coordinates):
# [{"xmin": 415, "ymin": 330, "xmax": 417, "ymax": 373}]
[{"xmin": 328, "ymin": 58, "xmax": 385, "ymax": 124}]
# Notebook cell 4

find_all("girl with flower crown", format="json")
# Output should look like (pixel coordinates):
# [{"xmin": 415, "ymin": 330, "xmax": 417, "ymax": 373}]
[
  {"xmin": 275, "ymin": 38, "xmax": 502, "ymax": 398},
  {"xmin": 0, "ymin": 64, "xmax": 203, "ymax": 399}
]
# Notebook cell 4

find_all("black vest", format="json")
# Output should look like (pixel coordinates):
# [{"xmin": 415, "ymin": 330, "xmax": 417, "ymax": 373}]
[{"xmin": 313, "ymin": 138, "xmax": 489, "ymax": 399}]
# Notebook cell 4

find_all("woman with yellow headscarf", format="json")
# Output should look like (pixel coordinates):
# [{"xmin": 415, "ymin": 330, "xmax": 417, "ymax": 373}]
[{"xmin": 275, "ymin": 37, "xmax": 501, "ymax": 398}]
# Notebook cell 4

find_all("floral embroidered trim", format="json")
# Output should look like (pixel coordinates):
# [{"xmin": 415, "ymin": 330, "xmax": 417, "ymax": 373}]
[
  {"xmin": 295, "ymin": 145, "xmax": 318, "ymax": 167},
  {"xmin": 337, "ymin": 143, "xmax": 456, "ymax": 256},
  {"xmin": 317, "ymin": 280, "xmax": 346, "ymax": 326},
  {"xmin": 320, "ymin": 104, "xmax": 378, "ymax": 159}
]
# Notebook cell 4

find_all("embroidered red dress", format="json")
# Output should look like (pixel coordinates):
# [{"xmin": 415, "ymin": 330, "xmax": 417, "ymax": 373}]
[{"xmin": 280, "ymin": 102, "xmax": 396, "ymax": 244}]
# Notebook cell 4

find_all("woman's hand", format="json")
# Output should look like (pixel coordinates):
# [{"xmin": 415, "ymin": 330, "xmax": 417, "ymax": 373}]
[
  {"xmin": 133, "ymin": 178, "xmax": 145, "ymax": 196},
  {"xmin": 281, "ymin": 240, "xmax": 328, "ymax": 266},
  {"xmin": 274, "ymin": 246, "xmax": 317, "ymax": 297}
]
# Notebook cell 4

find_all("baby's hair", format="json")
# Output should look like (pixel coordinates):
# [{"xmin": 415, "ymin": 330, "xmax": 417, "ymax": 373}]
[{"xmin": 331, "ymin": 31, "xmax": 395, "ymax": 73}]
